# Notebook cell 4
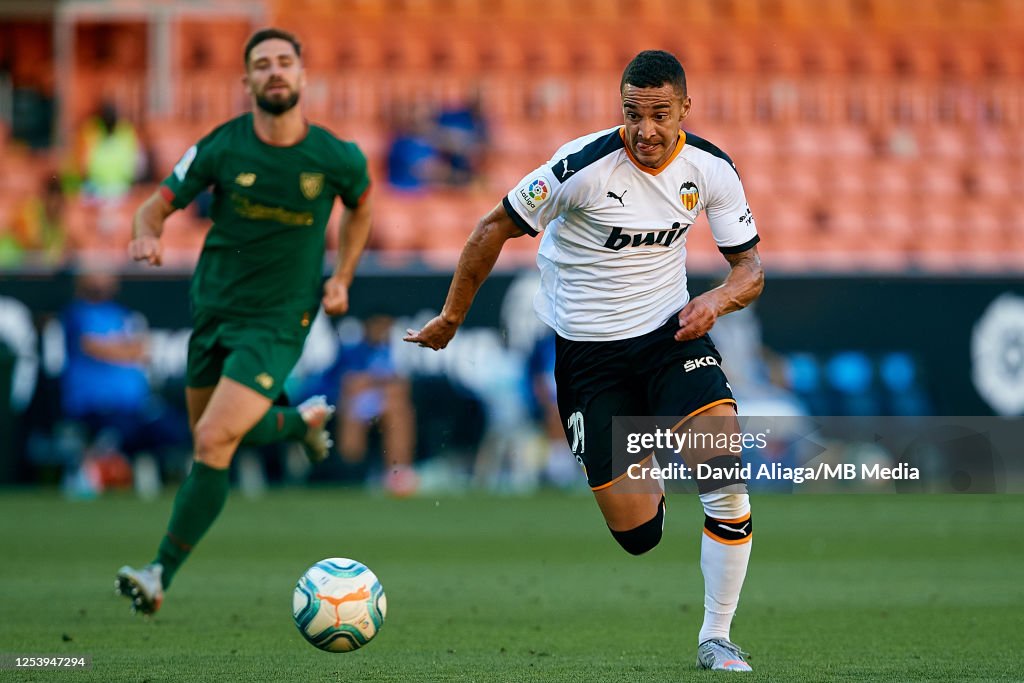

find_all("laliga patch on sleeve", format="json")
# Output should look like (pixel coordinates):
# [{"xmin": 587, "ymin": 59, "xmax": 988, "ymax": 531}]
[
  {"xmin": 517, "ymin": 177, "xmax": 550, "ymax": 213},
  {"xmin": 173, "ymin": 145, "xmax": 198, "ymax": 181}
]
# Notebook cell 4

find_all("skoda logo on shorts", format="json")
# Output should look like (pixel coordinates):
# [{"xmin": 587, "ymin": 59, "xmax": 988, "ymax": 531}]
[{"xmin": 684, "ymin": 356, "xmax": 718, "ymax": 372}]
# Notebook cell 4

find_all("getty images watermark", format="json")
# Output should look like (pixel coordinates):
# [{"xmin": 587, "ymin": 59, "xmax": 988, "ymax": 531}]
[
  {"xmin": 611, "ymin": 416, "xmax": 1024, "ymax": 493},
  {"xmin": 624, "ymin": 426, "xmax": 918, "ymax": 484}
]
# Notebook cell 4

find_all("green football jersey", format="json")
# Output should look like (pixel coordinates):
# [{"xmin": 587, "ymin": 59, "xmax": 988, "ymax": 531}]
[{"xmin": 161, "ymin": 113, "xmax": 370, "ymax": 320}]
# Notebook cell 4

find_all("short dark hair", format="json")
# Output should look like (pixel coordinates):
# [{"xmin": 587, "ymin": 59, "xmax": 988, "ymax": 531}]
[
  {"xmin": 620, "ymin": 50, "xmax": 687, "ymax": 96},
  {"xmin": 244, "ymin": 28, "xmax": 302, "ymax": 68}
]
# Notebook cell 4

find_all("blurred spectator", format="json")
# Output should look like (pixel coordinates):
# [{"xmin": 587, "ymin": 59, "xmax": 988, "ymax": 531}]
[
  {"xmin": 60, "ymin": 262, "xmax": 189, "ymax": 497},
  {"xmin": 526, "ymin": 332, "xmax": 579, "ymax": 488},
  {"xmin": 434, "ymin": 91, "xmax": 489, "ymax": 187},
  {"xmin": 711, "ymin": 306, "xmax": 806, "ymax": 417},
  {"xmin": 74, "ymin": 101, "xmax": 143, "ymax": 201},
  {"xmin": 331, "ymin": 315, "xmax": 418, "ymax": 495},
  {"xmin": 0, "ymin": 220, "xmax": 25, "ymax": 268},
  {"xmin": 385, "ymin": 102, "xmax": 445, "ymax": 193},
  {"xmin": 11, "ymin": 174, "xmax": 67, "ymax": 265}
]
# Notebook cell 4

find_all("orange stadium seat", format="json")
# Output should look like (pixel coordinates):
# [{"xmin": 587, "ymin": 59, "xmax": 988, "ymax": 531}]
[
  {"xmin": 981, "ymin": 40, "xmax": 1024, "ymax": 78},
  {"xmin": 148, "ymin": 122, "xmax": 203, "ymax": 178},
  {"xmin": 815, "ymin": 0, "xmax": 869, "ymax": 30},
  {"xmin": 709, "ymin": 125, "xmax": 773, "ymax": 161},
  {"xmin": 1012, "ymin": 161, "xmax": 1024, "ymax": 196},
  {"xmin": 871, "ymin": 159, "xmax": 915, "ymax": 199},
  {"xmin": 970, "ymin": 162, "xmax": 1014, "ymax": 200},
  {"xmin": 819, "ymin": 159, "xmax": 869, "ymax": 202},
  {"xmin": 775, "ymin": 159, "xmax": 824, "ymax": 200},
  {"xmin": 332, "ymin": 32, "xmax": 385, "ymax": 71},
  {"xmin": 434, "ymin": 0, "xmax": 492, "ymax": 21},
  {"xmin": 826, "ymin": 124, "xmax": 873, "ymax": 158},
  {"xmin": 473, "ymin": 31, "xmax": 529, "ymax": 73},
  {"xmin": 918, "ymin": 125, "xmax": 971, "ymax": 161},
  {"xmin": 917, "ymin": 208, "xmax": 962, "ymax": 272},
  {"xmin": 970, "ymin": 125, "xmax": 1011, "ymax": 160},
  {"xmin": 321, "ymin": 74, "xmax": 379, "ymax": 124},
  {"xmin": 797, "ymin": 38, "xmax": 849, "ymax": 77},
  {"xmin": 378, "ymin": 32, "xmax": 434, "ymax": 72},
  {"xmin": 370, "ymin": 196, "xmax": 427, "ymax": 253},
  {"xmin": 914, "ymin": 162, "xmax": 963, "ymax": 200}
]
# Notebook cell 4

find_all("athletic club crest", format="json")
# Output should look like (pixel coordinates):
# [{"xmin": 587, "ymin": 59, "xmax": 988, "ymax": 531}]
[
  {"xmin": 679, "ymin": 181, "xmax": 699, "ymax": 210},
  {"xmin": 300, "ymin": 172, "xmax": 324, "ymax": 200}
]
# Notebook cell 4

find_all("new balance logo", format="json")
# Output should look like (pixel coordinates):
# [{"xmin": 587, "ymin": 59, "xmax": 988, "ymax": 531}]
[
  {"xmin": 718, "ymin": 522, "xmax": 750, "ymax": 536},
  {"xmin": 683, "ymin": 356, "xmax": 718, "ymax": 372},
  {"xmin": 607, "ymin": 189, "xmax": 627, "ymax": 206},
  {"xmin": 603, "ymin": 223, "xmax": 687, "ymax": 251}
]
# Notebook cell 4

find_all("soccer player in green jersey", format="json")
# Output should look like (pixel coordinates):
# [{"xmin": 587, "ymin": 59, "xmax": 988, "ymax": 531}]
[{"xmin": 116, "ymin": 28, "xmax": 373, "ymax": 615}]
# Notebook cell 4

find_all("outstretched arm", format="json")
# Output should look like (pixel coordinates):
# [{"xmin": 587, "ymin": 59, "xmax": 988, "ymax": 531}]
[
  {"xmin": 129, "ymin": 191, "xmax": 176, "ymax": 266},
  {"xmin": 403, "ymin": 203, "xmax": 526, "ymax": 350},
  {"xmin": 323, "ymin": 194, "xmax": 374, "ymax": 316},
  {"xmin": 675, "ymin": 246, "xmax": 764, "ymax": 341},
  {"xmin": 81, "ymin": 334, "xmax": 148, "ymax": 365}
]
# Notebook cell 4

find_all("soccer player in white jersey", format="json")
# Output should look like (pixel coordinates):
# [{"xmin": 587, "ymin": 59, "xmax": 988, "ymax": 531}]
[{"xmin": 405, "ymin": 50, "xmax": 763, "ymax": 672}]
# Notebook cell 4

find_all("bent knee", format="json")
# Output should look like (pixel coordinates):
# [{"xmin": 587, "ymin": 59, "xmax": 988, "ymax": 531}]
[
  {"xmin": 609, "ymin": 496, "xmax": 666, "ymax": 556},
  {"xmin": 193, "ymin": 420, "xmax": 243, "ymax": 462}
]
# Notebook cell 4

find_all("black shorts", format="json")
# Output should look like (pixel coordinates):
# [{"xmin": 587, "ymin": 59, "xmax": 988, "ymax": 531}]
[{"xmin": 555, "ymin": 318, "xmax": 735, "ymax": 490}]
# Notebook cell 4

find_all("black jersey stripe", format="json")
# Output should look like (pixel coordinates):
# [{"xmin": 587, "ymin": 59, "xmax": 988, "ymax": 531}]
[
  {"xmin": 683, "ymin": 131, "xmax": 741, "ymax": 179},
  {"xmin": 719, "ymin": 234, "xmax": 760, "ymax": 254},
  {"xmin": 502, "ymin": 197, "xmax": 539, "ymax": 237},
  {"xmin": 549, "ymin": 129, "xmax": 625, "ymax": 183}
]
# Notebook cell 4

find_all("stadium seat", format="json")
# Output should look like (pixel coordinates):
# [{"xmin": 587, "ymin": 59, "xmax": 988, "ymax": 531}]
[
  {"xmin": 332, "ymin": 32, "xmax": 385, "ymax": 71},
  {"xmin": 914, "ymin": 162, "xmax": 963, "ymax": 200},
  {"xmin": 918, "ymin": 125, "xmax": 970, "ymax": 161},
  {"xmin": 970, "ymin": 162, "xmax": 1014, "ymax": 199},
  {"xmin": 370, "ymin": 196, "xmax": 427, "ymax": 253}
]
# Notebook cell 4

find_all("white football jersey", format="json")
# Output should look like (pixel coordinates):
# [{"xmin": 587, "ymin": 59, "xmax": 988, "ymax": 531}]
[{"xmin": 504, "ymin": 126, "xmax": 759, "ymax": 342}]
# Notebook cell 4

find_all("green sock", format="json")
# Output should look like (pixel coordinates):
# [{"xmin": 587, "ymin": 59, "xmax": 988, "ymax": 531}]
[
  {"xmin": 241, "ymin": 407, "xmax": 306, "ymax": 446},
  {"xmin": 154, "ymin": 461, "xmax": 230, "ymax": 589}
]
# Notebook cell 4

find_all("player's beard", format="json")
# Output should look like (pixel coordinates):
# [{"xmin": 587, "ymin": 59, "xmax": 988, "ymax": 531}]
[{"xmin": 255, "ymin": 87, "xmax": 300, "ymax": 115}]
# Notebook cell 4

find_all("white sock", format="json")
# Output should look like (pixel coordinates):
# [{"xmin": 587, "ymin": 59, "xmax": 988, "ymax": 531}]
[{"xmin": 697, "ymin": 492, "xmax": 752, "ymax": 644}]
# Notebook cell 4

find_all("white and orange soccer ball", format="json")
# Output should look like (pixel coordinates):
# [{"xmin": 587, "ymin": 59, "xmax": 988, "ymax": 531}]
[{"xmin": 292, "ymin": 558, "xmax": 387, "ymax": 652}]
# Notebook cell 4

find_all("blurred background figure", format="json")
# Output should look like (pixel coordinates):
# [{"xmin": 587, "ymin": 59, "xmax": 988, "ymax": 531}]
[
  {"xmin": 75, "ymin": 101, "xmax": 143, "ymax": 202},
  {"xmin": 313, "ymin": 315, "xmax": 418, "ymax": 496},
  {"xmin": 434, "ymin": 90, "xmax": 489, "ymax": 189},
  {"xmin": 67, "ymin": 101, "xmax": 147, "ymax": 243},
  {"xmin": 9, "ymin": 174, "xmax": 68, "ymax": 266},
  {"xmin": 60, "ymin": 261, "xmax": 189, "ymax": 498},
  {"xmin": 385, "ymin": 101, "xmax": 445, "ymax": 193},
  {"xmin": 526, "ymin": 332, "xmax": 579, "ymax": 489}
]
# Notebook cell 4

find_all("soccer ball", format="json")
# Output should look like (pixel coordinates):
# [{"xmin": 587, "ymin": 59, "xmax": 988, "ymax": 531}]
[{"xmin": 292, "ymin": 558, "xmax": 387, "ymax": 652}]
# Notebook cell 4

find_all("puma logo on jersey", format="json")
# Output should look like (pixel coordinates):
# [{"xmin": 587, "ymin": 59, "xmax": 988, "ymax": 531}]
[
  {"xmin": 559, "ymin": 158, "xmax": 575, "ymax": 180},
  {"xmin": 718, "ymin": 522, "xmax": 750, "ymax": 536},
  {"xmin": 603, "ymin": 223, "xmax": 687, "ymax": 251},
  {"xmin": 606, "ymin": 189, "xmax": 627, "ymax": 206},
  {"xmin": 684, "ymin": 356, "xmax": 718, "ymax": 372}
]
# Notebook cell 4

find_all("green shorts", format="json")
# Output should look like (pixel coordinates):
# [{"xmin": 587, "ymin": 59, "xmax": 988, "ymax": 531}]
[{"xmin": 186, "ymin": 308, "xmax": 312, "ymax": 399}]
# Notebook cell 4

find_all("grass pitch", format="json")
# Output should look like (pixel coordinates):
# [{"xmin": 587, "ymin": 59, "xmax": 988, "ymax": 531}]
[{"xmin": 1, "ymin": 489, "xmax": 1022, "ymax": 682}]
